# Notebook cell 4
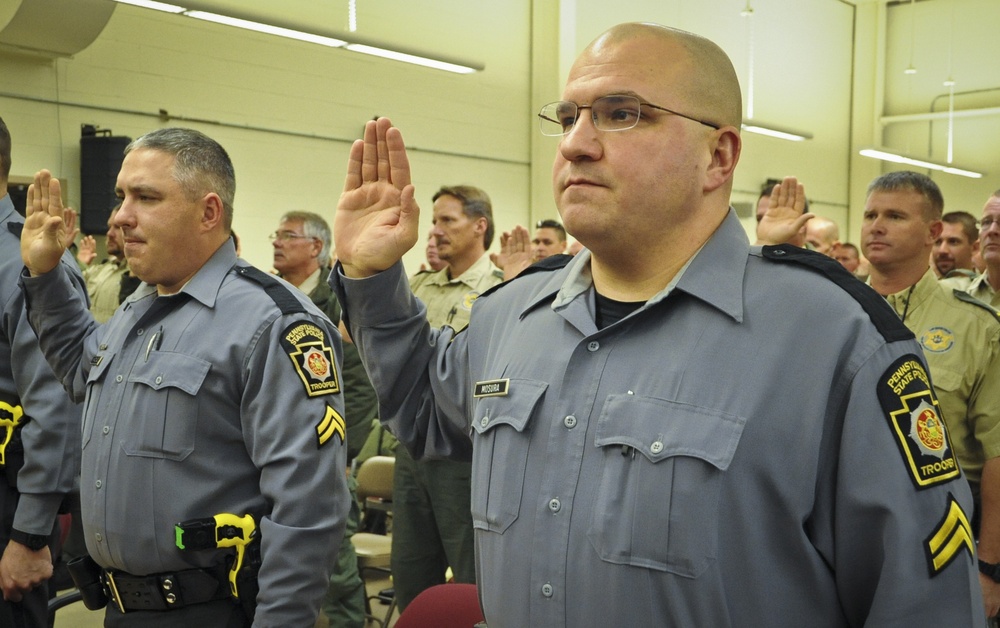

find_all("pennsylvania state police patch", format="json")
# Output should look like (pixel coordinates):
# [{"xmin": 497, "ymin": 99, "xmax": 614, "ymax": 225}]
[
  {"xmin": 877, "ymin": 355, "xmax": 960, "ymax": 489},
  {"xmin": 280, "ymin": 321, "xmax": 340, "ymax": 397}
]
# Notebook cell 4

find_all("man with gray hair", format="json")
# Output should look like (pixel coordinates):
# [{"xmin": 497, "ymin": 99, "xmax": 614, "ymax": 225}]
[
  {"xmin": 963, "ymin": 191, "xmax": 1000, "ymax": 309},
  {"xmin": 19, "ymin": 128, "xmax": 349, "ymax": 627}
]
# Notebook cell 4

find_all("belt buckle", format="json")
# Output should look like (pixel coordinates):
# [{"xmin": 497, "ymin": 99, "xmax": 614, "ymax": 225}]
[{"xmin": 104, "ymin": 571, "xmax": 126, "ymax": 614}]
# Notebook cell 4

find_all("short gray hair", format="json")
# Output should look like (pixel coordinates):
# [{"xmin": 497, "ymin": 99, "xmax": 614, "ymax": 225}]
[
  {"xmin": 126, "ymin": 128, "xmax": 236, "ymax": 230},
  {"xmin": 280, "ymin": 210, "xmax": 332, "ymax": 264}
]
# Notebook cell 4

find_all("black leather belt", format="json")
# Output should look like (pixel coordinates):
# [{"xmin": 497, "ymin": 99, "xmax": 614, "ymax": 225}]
[{"xmin": 103, "ymin": 564, "xmax": 231, "ymax": 612}]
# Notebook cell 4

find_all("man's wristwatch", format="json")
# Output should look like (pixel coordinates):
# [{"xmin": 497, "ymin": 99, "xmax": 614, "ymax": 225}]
[
  {"xmin": 979, "ymin": 559, "xmax": 1000, "ymax": 583},
  {"xmin": 9, "ymin": 529, "xmax": 49, "ymax": 551}
]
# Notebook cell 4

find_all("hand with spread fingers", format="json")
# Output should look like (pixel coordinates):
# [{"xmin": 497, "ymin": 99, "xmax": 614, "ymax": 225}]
[
  {"xmin": 755, "ymin": 176, "xmax": 815, "ymax": 247},
  {"xmin": 335, "ymin": 117, "xmax": 420, "ymax": 278},
  {"xmin": 20, "ymin": 170, "xmax": 74, "ymax": 276},
  {"xmin": 491, "ymin": 225, "xmax": 533, "ymax": 281},
  {"xmin": 77, "ymin": 234, "xmax": 97, "ymax": 266}
]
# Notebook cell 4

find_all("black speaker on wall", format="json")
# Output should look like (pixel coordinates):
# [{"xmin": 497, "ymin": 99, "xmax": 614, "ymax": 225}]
[{"xmin": 80, "ymin": 130, "xmax": 130, "ymax": 235}]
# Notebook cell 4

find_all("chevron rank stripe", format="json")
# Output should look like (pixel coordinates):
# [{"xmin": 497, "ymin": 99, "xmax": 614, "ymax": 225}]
[
  {"xmin": 316, "ymin": 405, "xmax": 346, "ymax": 448},
  {"xmin": 925, "ymin": 493, "xmax": 974, "ymax": 576}
]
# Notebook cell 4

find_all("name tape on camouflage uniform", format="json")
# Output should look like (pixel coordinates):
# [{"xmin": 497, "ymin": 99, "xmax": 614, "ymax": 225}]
[
  {"xmin": 280, "ymin": 322, "xmax": 340, "ymax": 397},
  {"xmin": 877, "ymin": 355, "xmax": 960, "ymax": 489}
]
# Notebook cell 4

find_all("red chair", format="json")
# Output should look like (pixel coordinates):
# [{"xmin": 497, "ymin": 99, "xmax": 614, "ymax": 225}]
[{"xmin": 393, "ymin": 583, "xmax": 485, "ymax": 628}]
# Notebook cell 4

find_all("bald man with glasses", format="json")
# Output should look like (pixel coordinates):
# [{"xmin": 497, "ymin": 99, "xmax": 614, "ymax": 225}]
[{"xmin": 330, "ymin": 22, "xmax": 981, "ymax": 627}]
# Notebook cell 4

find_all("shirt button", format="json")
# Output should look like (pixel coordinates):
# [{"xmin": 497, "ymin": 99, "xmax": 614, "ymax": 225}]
[
  {"xmin": 115, "ymin": 375, "xmax": 123, "ymax": 383},
  {"xmin": 548, "ymin": 498, "xmax": 561, "ymax": 513},
  {"xmin": 480, "ymin": 416, "xmax": 489, "ymax": 428},
  {"xmin": 155, "ymin": 376, "xmax": 163, "ymax": 385},
  {"xmin": 587, "ymin": 341, "xmax": 600, "ymax": 352},
  {"xmin": 650, "ymin": 441, "xmax": 664, "ymax": 454},
  {"xmin": 102, "ymin": 426, "xmax": 110, "ymax": 435},
  {"xmin": 95, "ymin": 480, "xmax": 102, "ymax": 489},
  {"xmin": 95, "ymin": 533, "xmax": 103, "ymax": 542},
  {"xmin": 541, "ymin": 583, "xmax": 553, "ymax": 598},
  {"xmin": 137, "ymin": 328, "xmax": 144, "ymax": 336},
  {"xmin": 563, "ymin": 415, "xmax": 577, "ymax": 429}
]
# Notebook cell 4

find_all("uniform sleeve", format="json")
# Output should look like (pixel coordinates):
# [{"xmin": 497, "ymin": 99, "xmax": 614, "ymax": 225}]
[
  {"xmin": 9, "ymin": 254, "xmax": 87, "ymax": 536},
  {"xmin": 332, "ymin": 261, "xmax": 474, "ymax": 461},
  {"xmin": 240, "ymin": 310, "xmax": 350, "ymax": 627},
  {"xmin": 20, "ymin": 258, "xmax": 100, "ymax": 403},
  {"xmin": 811, "ymin": 340, "xmax": 984, "ymax": 625}
]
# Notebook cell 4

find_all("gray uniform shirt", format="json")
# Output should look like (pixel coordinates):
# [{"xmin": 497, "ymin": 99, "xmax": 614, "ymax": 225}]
[
  {"xmin": 0, "ymin": 195, "xmax": 82, "ymax": 536},
  {"xmin": 334, "ymin": 210, "xmax": 984, "ymax": 627},
  {"xmin": 22, "ymin": 240, "xmax": 349, "ymax": 627}
]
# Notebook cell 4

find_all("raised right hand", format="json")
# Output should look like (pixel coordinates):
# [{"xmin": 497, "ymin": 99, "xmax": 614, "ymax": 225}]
[
  {"xmin": 335, "ymin": 117, "xmax": 420, "ymax": 278},
  {"xmin": 78, "ymin": 235, "xmax": 98, "ymax": 265},
  {"xmin": 21, "ymin": 170, "xmax": 71, "ymax": 276}
]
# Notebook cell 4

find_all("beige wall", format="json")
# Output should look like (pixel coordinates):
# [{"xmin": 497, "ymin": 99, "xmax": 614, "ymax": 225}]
[
  {"xmin": 0, "ymin": 2, "xmax": 533, "ymax": 273},
  {"xmin": 2, "ymin": 0, "xmax": 998, "ymax": 271}
]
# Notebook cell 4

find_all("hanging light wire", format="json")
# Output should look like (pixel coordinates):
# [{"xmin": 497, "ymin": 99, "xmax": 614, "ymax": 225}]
[
  {"xmin": 742, "ymin": 0, "xmax": 755, "ymax": 120},
  {"xmin": 348, "ymin": 0, "xmax": 357, "ymax": 32}
]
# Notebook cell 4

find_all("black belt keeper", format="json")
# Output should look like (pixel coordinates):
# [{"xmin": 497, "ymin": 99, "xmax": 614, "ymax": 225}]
[{"xmin": 104, "ymin": 564, "xmax": 233, "ymax": 612}]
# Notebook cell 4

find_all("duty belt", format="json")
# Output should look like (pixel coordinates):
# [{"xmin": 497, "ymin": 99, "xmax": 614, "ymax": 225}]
[{"xmin": 103, "ymin": 564, "xmax": 231, "ymax": 612}]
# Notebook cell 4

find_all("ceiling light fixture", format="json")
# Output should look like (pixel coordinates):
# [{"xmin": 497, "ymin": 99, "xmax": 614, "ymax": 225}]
[
  {"xmin": 859, "ymin": 148, "xmax": 983, "ymax": 179},
  {"xmin": 741, "ymin": 123, "xmax": 812, "ymax": 142},
  {"xmin": 111, "ymin": 0, "xmax": 483, "ymax": 74},
  {"xmin": 739, "ymin": 1, "xmax": 812, "ymax": 142}
]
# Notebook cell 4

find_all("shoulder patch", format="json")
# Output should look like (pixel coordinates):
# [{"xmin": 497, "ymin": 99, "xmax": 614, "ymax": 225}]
[
  {"xmin": 233, "ymin": 264, "xmax": 306, "ymax": 315},
  {"xmin": 280, "ymin": 321, "xmax": 340, "ymax": 397},
  {"xmin": 952, "ymin": 289, "xmax": 1000, "ymax": 323},
  {"xmin": 924, "ymin": 493, "xmax": 974, "ymax": 577},
  {"xmin": 877, "ymin": 355, "xmax": 960, "ymax": 489},
  {"xmin": 761, "ymin": 245, "xmax": 913, "ymax": 343},
  {"xmin": 480, "ymin": 254, "xmax": 573, "ymax": 300}
]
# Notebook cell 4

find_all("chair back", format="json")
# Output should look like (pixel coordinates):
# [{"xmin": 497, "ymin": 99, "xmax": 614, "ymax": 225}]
[
  {"xmin": 393, "ymin": 583, "xmax": 484, "ymax": 628},
  {"xmin": 356, "ymin": 455, "xmax": 395, "ymax": 502}
]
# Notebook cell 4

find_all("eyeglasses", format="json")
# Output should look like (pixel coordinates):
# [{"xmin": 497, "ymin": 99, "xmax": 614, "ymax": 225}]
[
  {"xmin": 538, "ymin": 94, "xmax": 720, "ymax": 137},
  {"xmin": 268, "ymin": 231, "xmax": 316, "ymax": 242}
]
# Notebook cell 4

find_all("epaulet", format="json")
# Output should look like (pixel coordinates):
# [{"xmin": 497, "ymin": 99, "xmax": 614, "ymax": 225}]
[
  {"xmin": 761, "ymin": 244, "xmax": 914, "ymax": 343},
  {"xmin": 952, "ymin": 289, "xmax": 1000, "ymax": 324},
  {"xmin": 7, "ymin": 222, "xmax": 22, "ymax": 237},
  {"xmin": 232, "ymin": 264, "xmax": 306, "ymax": 315},
  {"xmin": 480, "ymin": 254, "xmax": 573, "ymax": 299}
]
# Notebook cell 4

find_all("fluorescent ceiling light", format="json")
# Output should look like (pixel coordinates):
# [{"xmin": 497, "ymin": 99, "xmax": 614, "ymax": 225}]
[
  {"xmin": 859, "ymin": 148, "xmax": 983, "ymax": 179},
  {"xmin": 183, "ymin": 11, "xmax": 346, "ymax": 48},
  {"xmin": 345, "ymin": 44, "xmax": 478, "ymax": 74},
  {"xmin": 741, "ymin": 123, "xmax": 812, "ymax": 141},
  {"xmin": 114, "ymin": 0, "xmax": 185, "ymax": 12},
  {"xmin": 111, "ymin": 0, "xmax": 482, "ymax": 74}
]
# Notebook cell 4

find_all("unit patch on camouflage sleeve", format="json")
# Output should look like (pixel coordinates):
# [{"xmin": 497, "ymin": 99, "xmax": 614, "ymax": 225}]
[
  {"xmin": 280, "ymin": 322, "xmax": 340, "ymax": 397},
  {"xmin": 316, "ymin": 405, "xmax": 346, "ymax": 448},
  {"xmin": 877, "ymin": 355, "xmax": 960, "ymax": 489},
  {"xmin": 924, "ymin": 493, "xmax": 974, "ymax": 577}
]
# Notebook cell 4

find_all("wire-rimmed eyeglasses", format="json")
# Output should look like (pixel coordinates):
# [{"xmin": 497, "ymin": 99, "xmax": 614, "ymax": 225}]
[
  {"xmin": 538, "ymin": 94, "xmax": 720, "ymax": 137},
  {"xmin": 268, "ymin": 231, "xmax": 316, "ymax": 242}
]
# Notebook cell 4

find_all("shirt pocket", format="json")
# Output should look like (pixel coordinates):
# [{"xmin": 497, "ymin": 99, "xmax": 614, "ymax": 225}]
[
  {"xmin": 588, "ymin": 394, "xmax": 746, "ymax": 578},
  {"xmin": 83, "ymin": 350, "xmax": 116, "ymax": 449},
  {"xmin": 121, "ymin": 351, "xmax": 210, "ymax": 461},
  {"xmin": 469, "ymin": 379, "xmax": 547, "ymax": 534}
]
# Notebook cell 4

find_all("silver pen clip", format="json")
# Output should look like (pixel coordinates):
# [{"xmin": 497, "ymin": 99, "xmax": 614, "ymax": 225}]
[{"xmin": 145, "ymin": 327, "xmax": 163, "ymax": 362}]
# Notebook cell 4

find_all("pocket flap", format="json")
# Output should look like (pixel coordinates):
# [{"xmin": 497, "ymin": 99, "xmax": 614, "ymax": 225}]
[
  {"xmin": 595, "ymin": 395, "xmax": 746, "ymax": 470},
  {"xmin": 471, "ymin": 379, "xmax": 547, "ymax": 435},
  {"xmin": 128, "ymin": 351, "xmax": 210, "ymax": 395}
]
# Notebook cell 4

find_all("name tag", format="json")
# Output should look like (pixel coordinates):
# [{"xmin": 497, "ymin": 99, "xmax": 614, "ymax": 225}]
[{"xmin": 474, "ymin": 379, "xmax": 509, "ymax": 398}]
